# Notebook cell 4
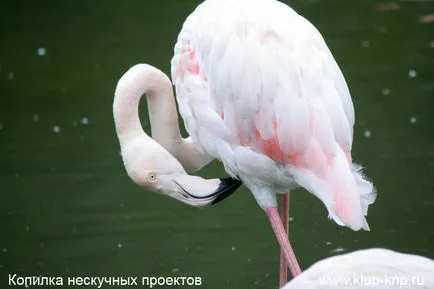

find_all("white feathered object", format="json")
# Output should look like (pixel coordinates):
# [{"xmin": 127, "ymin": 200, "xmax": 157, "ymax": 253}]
[
  {"xmin": 171, "ymin": 0, "xmax": 376, "ymax": 231},
  {"xmin": 282, "ymin": 248, "xmax": 434, "ymax": 289}
]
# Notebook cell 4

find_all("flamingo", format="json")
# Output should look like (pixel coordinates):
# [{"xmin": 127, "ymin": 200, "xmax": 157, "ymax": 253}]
[
  {"xmin": 282, "ymin": 248, "xmax": 434, "ymax": 289},
  {"xmin": 171, "ymin": 0, "xmax": 376, "ymax": 281},
  {"xmin": 113, "ymin": 0, "xmax": 377, "ymax": 286}
]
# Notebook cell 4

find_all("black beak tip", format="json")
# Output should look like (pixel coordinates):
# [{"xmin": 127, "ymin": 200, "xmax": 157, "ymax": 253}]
[{"xmin": 211, "ymin": 177, "xmax": 243, "ymax": 205}]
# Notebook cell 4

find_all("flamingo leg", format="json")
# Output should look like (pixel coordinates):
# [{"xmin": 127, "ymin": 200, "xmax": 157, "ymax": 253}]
[
  {"xmin": 266, "ymin": 206, "xmax": 301, "ymax": 279},
  {"xmin": 279, "ymin": 193, "xmax": 289, "ymax": 287}
]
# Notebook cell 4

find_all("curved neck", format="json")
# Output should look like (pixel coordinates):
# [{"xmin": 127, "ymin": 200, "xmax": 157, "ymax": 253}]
[{"xmin": 113, "ymin": 64, "xmax": 182, "ymax": 145}]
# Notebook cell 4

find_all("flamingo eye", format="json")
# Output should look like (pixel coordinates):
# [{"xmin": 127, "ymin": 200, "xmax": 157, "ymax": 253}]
[{"xmin": 148, "ymin": 172, "xmax": 157, "ymax": 181}]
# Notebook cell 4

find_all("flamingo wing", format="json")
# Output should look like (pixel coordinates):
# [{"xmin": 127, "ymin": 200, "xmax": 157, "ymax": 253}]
[{"xmin": 171, "ymin": 0, "xmax": 376, "ymax": 230}]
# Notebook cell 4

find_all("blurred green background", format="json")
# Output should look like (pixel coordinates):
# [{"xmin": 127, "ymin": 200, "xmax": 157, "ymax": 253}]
[{"xmin": 1, "ymin": 0, "xmax": 433, "ymax": 288}]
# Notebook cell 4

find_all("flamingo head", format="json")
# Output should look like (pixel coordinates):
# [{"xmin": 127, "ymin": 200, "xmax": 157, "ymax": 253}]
[{"xmin": 119, "ymin": 135, "xmax": 241, "ymax": 207}]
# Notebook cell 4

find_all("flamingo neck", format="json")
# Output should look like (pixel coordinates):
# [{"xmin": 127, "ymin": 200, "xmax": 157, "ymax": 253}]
[{"xmin": 113, "ymin": 65, "xmax": 182, "ymax": 146}]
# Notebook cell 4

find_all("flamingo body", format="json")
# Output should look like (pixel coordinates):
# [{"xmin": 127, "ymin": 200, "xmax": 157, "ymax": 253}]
[
  {"xmin": 282, "ymin": 248, "xmax": 434, "ymax": 289},
  {"xmin": 171, "ymin": 0, "xmax": 376, "ymax": 230}
]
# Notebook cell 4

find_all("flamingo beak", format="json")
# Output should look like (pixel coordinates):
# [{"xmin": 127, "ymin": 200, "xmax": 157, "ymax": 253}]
[
  {"xmin": 171, "ymin": 176, "xmax": 242, "ymax": 207},
  {"xmin": 211, "ymin": 178, "xmax": 243, "ymax": 205}
]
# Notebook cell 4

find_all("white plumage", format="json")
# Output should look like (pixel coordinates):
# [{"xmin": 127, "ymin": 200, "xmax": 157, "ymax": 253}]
[
  {"xmin": 171, "ymin": 0, "xmax": 376, "ymax": 231},
  {"xmin": 282, "ymin": 248, "xmax": 434, "ymax": 289}
]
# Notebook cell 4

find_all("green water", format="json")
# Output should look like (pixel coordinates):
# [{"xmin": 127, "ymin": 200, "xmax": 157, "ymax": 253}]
[{"xmin": 1, "ymin": 0, "xmax": 433, "ymax": 288}]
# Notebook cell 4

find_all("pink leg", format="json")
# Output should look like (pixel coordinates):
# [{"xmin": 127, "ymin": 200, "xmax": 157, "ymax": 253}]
[
  {"xmin": 279, "ymin": 193, "xmax": 289, "ymax": 287},
  {"xmin": 266, "ymin": 207, "xmax": 301, "ymax": 279}
]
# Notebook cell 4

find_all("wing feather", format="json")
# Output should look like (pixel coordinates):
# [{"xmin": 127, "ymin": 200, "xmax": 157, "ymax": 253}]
[
  {"xmin": 172, "ymin": 0, "xmax": 357, "ymax": 159},
  {"xmin": 171, "ymin": 0, "xmax": 375, "ymax": 229}
]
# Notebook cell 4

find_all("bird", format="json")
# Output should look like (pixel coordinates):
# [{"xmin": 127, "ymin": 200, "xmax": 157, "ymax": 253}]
[
  {"xmin": 113, "ymin": 64, "xmax": 242, "ymax": 208},
  {"xmin": 282, "ymin": 248, "xmax": 434, "ymax": 289},
  {"xmin": 170, "ymin": 0, "xmax": 376, "ymax": 283},
  {"xmin": 114, "ymin": 0, "xmax": 377, "ymax": 286}
]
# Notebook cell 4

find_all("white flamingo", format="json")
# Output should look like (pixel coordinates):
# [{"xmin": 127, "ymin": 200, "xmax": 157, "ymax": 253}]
[
  {"xmin": 282, "ymin": 248, "xmax": 434, "ymax": 289},
  {"xmin": 113, "ymin": 0, "xmax": 377, "ymax": 286}
]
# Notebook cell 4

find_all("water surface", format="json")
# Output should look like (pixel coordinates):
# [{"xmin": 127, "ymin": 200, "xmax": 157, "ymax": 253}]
[{"xmin": 1, "ymin": 0, "xmax": 433, "ymax": 288}]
